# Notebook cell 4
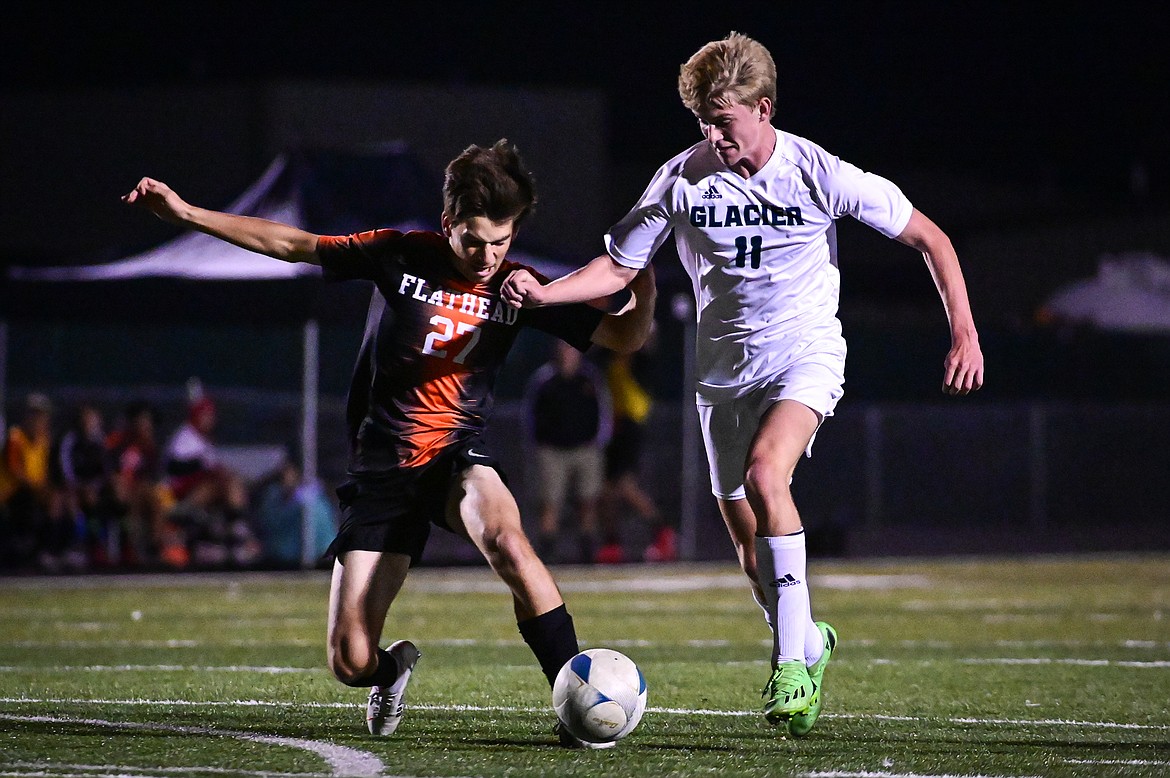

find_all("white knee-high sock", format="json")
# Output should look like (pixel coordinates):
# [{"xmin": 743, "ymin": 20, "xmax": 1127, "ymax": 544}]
[
  {"xmin": 805, "ymin": 617, "xmax": 825, "ymax": 667},
  {"xmin": 755, "ymin": 533, "xmax": 815, "ymax": 665},
  {"xmin": 801, "ymin": 547, "xmax": 824, "ymax": 666},
  {"xmin": 752, "ymin": 587, "xmax": 773, "ymax": 632},
  {"xmin": 752, "ymin": 586, "xmax": 823, "ymax": 665}
]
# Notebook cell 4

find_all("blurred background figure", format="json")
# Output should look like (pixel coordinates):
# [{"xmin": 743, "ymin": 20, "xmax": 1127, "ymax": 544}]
[
  {"xmin": 107, "ymin": 399, "xmax": 182, "ymax": 568},
  {"xmin": 523, "ymin": 340, "xmax": 612, "ymax": 564},
  {"xmin": 0, "ymin": 393, "xmax": 56, "ymax": 571},
  {"xmin": 164, "ymin": 380, "xmax": 260, "ymax": 568},
  {"xmin": 254, "ymin": 453, "xmax": 337, "ymax": 569},
  {"xmin": 49, "ymin": 403, "xmax": 118, "ymax": 571},
  {"xmin": 601, "ymin": 333, "xmax": 676, "ymax": 563}
]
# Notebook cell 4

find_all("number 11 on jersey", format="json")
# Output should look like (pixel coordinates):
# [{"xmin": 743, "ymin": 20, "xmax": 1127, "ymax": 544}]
[{"xmin": 734, "ymin": 235, "xmax": 763, "ymax": 269}]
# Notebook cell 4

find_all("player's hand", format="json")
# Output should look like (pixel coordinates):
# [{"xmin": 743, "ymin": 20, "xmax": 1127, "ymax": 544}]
[
  {"xmin": 121, "ymin": 177, "xmax": 191, "ymax": 226},
  {"xmin": 942, "ymin": 335, "xmax": 984, "ymax": 395},
  {"xmin": 501, "ymin": 268, "xmax": 546, "ymax": 308}
]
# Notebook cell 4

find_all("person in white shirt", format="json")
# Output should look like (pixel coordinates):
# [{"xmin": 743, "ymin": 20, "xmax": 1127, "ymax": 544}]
[{"xmin": 502, "ymin": 31, "xmax": 984, "ymax": 737}]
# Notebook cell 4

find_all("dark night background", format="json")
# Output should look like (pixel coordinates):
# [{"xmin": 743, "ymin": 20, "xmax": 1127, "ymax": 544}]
[
  {"xmin": 5, "ymin": 2, "xmax": 1169, "ymax": 395},
  {"xmin": 2, "ymin": 3, "xmax": 1169, "ymax": 559},
  {"xmin": 4, "ymin": 3, "xmax": 1167, "ymax": 207},
  {"xmin": 3, "ymin": 2, "xmax": 1169, "ymax": 393}
]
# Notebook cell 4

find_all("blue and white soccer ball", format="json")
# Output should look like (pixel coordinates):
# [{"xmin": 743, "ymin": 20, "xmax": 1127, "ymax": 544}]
[{"xmin": 553, "ymin": 648, "xmax": 647, "ymax": 744}]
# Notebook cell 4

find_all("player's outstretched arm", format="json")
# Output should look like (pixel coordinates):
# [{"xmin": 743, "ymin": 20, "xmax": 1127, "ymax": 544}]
[
  {"xmin": 895, "ymin": 209, "xmax": 984, "ymax": 395},
  {"xmin": 502, "ymin": 253, "xmax": 638, "ymax": 308},
  {"xmin": 590, "ymin": 267, "xmax": 657, "ymax": 354},
  {"xmin": 122, "ymin": 177, "xmax": 321, "ymax": 264}
]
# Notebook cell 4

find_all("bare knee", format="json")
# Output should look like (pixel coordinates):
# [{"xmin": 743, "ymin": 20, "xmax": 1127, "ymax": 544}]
[
  {"xmin": 482, "ymin": 526, "xmax": 534, "ymax": 573},
  {"xmin": 743, "ymin": 457, "xmax": 791, "ymax": 504}
]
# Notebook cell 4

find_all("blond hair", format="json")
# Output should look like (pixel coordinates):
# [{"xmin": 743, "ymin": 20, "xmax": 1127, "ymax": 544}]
[{"xmin": 678, "ymin": 32, "xmax": 777, "ymax": 115}]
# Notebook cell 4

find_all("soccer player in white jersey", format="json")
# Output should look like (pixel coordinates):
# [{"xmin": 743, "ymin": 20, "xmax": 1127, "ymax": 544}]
[{"xmin": 502, "ymin": 32, "xmax": 984, "ymax": 737}]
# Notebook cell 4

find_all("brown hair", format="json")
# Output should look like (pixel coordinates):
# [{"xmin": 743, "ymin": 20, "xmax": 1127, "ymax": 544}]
[
  {"xmin": 442, "ymin": 139, "xmax": 537, "ymax": 226},
  {"xmin": 678, "ymin": 32, "xmax": 777, "ymax": 116}
]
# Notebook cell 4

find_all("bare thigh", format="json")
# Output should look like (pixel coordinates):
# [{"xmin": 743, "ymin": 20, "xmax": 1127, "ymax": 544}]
[
  {"xmin": 445, "ymin": 464, "xmax": 563, "ymax": 620},
  {"xmin": 743, "ymin": 399, "xmax": 821, "ymax": 536}
]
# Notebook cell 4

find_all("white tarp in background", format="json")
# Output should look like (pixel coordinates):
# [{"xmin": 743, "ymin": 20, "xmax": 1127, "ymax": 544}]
[
  {"xmin": 1039, "ymin": 252, "xmax": 1170, "ymax": 334},
  {"xmin": 9, "ymin": 152, "xmax": 566, "ymax": 284},
  {"xmin": 9, "ymin": 157, "xmax": 316, "ymax": 282}
]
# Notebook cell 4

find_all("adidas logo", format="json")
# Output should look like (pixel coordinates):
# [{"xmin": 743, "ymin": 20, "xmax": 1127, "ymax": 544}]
[
  {"xmin": 701, "ymin": 183, "xmax": 722, "ymax": 200},
  {"xmin": 770, "ymin": 573, "xmax": 800, "ymax": 588}
]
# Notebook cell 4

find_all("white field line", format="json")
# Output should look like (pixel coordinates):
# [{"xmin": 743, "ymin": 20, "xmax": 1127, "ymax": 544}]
[
  {"xmin": 6, "ymin": 620, "xmax": 315, "ymax": 633},
  {"xmin": 7, "ymin": 640, "xmax": 318, "ymax": 648},
  {"xmin": 958, "ymin": 658, "xmax": 1170, "ymax": 668},
  {"xmin": 0, "ymin": 772, "xmax": 183, "ymax": 777},
  {"xmin": 802, "ymin": 773, "xmax": 1039, "ymax": 778},
  {"xmin": 0, "ymin": 666, "xmax": 322, "ymax": 674},
  {"xmin": 9, "ymin": 637, "xmax": 1170, "ymax": 650},
  {"xmin": 30, "ymin": 619, "xmax": 316, "ymax": 628},
  {"xmin": 0, "ymin": 714, "xmax": 384, "ymax": 778},
  {"xmin": 0, "ymin": 768, "xmax": 1066, "ymax": 778},
  {"xmin": 0, "ymin": 570, "xmax": 930, "ymax": 594},
  {"xmin": 398, "ymin": 572, "xmax": 936, "ymax": 593},
  {"xmin": 901, "ymin": 599, "xmax": 1064, "ymax": 611},
  {"xmin": 802, "ymin": 773, "xmax": 1040, "ymax": 778},
  {"xmin": 849, "ymin": 639, "xmax": 1170, "ymax": 649},
  {"xmin": 1063, "ymin": 759, "xmax": 1170, "ymax": 767},
  {"xmin": 2, "ymin": 698, "xmax": 1168, "ymax": 733},
  {"xmin": 1, "ymin": 761, "xmax": 334, "ymax": 778},
  {"xmin": 6, "ymin": 655, "xmax": 1170, "ymax": 673}
]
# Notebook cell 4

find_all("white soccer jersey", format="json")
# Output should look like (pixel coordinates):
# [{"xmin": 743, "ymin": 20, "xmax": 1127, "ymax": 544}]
[{"xmin": 605, "ymin": 127, "xmax": 913, "ymax": 404}]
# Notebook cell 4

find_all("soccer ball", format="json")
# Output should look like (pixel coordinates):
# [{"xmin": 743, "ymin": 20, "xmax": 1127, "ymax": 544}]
[{"xmin": 553, "ymin": 648, "xmax": 647, "ymax": 744}]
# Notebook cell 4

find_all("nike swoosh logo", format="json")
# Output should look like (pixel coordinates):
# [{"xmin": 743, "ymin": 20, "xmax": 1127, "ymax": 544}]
[{"xmin": 467, "ymin": 450, "xmax": 489, "ymax": 459}]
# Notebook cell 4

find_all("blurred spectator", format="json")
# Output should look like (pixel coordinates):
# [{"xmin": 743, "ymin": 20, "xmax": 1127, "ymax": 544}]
[
  {"xmin": 47, "ymin": 403, "xmax": 117, "ymax": 571},
  {"xmin": 107, "ymin": 399, "xmax": 182, "ymax": 568},
  {"xmin": 523, "ymin": 341, "xmax": 612, "ymax": 563},
  {"xmin": 601, "ymin": 340, "xmax": 676, "ymax": 563},
  {"xmin": 0, "ymin": 393, "xmax": 55, "ymax": 571},
  {"xmin": 255, "ymin": 455, "xmax": 337, "ymax": 568},
  {"xmin": 163, "ymin": 385, "xmax": 260, "ymax": 568}
]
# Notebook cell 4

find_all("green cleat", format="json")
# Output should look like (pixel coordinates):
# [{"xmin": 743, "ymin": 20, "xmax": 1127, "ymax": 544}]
[
  {"xmin": 787, "ymin": 622, "xmax": 838, "ymax": 737},
  {"xmin": 761, "ymin": 660, "xmax": 814, "ymax": 725}
]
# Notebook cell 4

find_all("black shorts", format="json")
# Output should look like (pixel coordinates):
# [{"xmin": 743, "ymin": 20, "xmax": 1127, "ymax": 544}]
[
  {"xmin": 604, "ymin": 417, "xmax": 645, "ymax": 480},
  {"xmin": 325, "ymin": 436, "xmax": 506, "ymax": 566}
]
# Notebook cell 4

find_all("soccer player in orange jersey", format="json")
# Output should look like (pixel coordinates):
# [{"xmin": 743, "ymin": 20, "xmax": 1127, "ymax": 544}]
[{"xmin": 124, "ymin": 140, "xmax": 655, "ymax": 746}]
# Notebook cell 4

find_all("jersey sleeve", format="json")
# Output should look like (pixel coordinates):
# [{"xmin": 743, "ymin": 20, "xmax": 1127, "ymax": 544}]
[
  {"xmin": 316, "ymin": 229, "xmax": 404, "ymax": 282},
  {"xmin": 603, "ymin": 161, "xmax": 679, "ymax": 269},
  {"xmin": 522, "ymin": 303, "xmax": 606, "ymax": 353},
  {"xmin": 801, "ymin": 143, "xmax": 913, "ymax": 238}
]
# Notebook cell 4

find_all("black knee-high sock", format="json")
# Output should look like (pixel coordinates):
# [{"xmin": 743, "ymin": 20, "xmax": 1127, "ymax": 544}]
[
  {"xmin": 518, "ymin": 604, "xmax": 579, "ymax": 688},
  {"xmin": 342, "ymin": 647, "xmax": 399, "ymax": 688}
]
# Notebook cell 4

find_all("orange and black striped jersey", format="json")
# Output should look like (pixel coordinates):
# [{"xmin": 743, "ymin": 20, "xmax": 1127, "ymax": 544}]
[{"xmin": 319, "ymin": 229, "xmax": 604, "ymax": 473}]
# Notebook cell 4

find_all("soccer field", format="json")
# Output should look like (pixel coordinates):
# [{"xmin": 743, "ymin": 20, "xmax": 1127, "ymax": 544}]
[{"xmin": 2, "ymin": 554, "xmax": 1168, "ymax": 778}]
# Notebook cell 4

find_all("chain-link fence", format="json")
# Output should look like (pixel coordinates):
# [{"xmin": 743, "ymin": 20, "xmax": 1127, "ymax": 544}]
[{"xmin": 9, "ymin": 387, "xmax": 1169, "ymax": 566}]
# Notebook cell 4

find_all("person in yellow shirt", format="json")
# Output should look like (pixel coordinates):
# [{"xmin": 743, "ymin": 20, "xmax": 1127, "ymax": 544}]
[
  {"xmin": 599, "ymin": 343, "xmax": 675, "ymax": 563},
  {"xmin": 0, "ymin": 393, "xmax": 55, "ymax": 570}
]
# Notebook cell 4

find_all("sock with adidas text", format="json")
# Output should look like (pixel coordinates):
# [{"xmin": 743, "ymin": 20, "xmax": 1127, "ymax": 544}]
[{"xmin": 755, "ymin": 532, "xmax": 814, "ymax": 666}]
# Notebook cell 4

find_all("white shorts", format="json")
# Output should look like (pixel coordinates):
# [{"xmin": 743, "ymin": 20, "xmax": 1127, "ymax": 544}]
[{"xmin": 698, "ymin": 360, "xmax": 844, "ymax": 501}]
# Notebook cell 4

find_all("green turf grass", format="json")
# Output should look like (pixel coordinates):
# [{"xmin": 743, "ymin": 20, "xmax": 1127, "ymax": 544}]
[{"xmin": 2, "ymin": 554, "xmax": 1168, "ymax": 777}]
